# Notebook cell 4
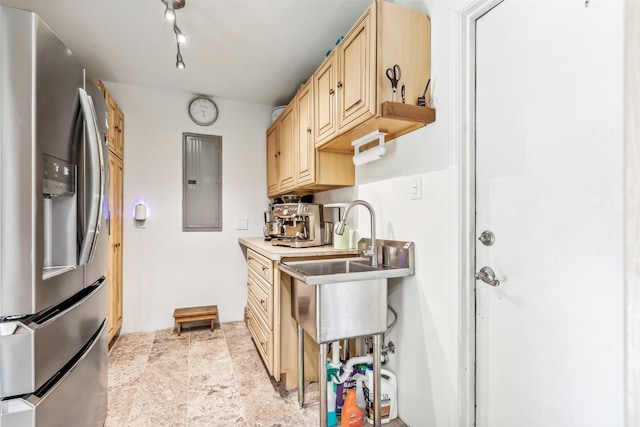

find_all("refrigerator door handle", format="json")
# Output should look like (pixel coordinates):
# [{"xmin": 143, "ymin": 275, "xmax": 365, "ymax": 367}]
[{"xmin": 77, "ymin": 88, "xmax": 105, "ymax": 266}]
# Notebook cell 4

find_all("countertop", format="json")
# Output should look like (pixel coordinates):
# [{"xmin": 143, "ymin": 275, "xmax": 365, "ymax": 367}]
[{"xmin": 238, "ymin": 237, "xmax": 359, "ymax": 261}]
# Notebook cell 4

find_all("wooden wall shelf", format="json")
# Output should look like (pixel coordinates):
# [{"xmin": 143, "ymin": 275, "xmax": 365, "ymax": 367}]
[
  {"xmin": 317, "ymin": 105, "xmax": 436, "ymax": 154},
  {"xmin": 381, "ymin": 102, "xmax": 436, "ymax": 124}
]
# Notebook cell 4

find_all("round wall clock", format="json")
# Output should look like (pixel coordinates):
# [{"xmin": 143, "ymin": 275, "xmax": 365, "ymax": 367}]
[{"xmin": 188, "ymin": 97, "xmax": 218, "ymax": 126}]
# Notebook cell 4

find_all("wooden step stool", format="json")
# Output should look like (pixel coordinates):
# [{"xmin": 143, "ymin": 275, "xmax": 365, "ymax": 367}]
[{"xmin": 173, "ymin": 305, "xmax": 218, "ymax": 336}]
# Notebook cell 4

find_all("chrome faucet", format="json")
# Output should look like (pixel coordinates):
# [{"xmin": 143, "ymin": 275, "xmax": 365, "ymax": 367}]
[{"xmin": 335, "ymin": 200, "xmax": 378, "ymax": 267}]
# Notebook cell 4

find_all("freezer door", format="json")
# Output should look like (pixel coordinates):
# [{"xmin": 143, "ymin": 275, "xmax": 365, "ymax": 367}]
[
  {"xmin": 0, "ymin": 279, "xmax": 106, "ymax": 398},
  {"xmin": 0, "ymin": 6, "xmax": 85, "ymax": 317},
  {"xmin": 0, "ymin": 320, "xmax": 108, "ymax": 427}
]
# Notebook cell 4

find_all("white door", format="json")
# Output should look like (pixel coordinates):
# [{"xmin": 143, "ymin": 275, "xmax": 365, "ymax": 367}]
[{"xmin": 475, "ymin": 1, "xmax": 624, "ymax": 426}]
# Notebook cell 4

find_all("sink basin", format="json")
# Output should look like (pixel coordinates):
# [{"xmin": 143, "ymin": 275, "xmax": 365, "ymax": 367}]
[
  {"xmin": 278, "ymin": 257, "xmax": 410, "ymax": 286},
  {"xmin": 279, "ymin": 238, "xmax": 415, "ymax": 343}
]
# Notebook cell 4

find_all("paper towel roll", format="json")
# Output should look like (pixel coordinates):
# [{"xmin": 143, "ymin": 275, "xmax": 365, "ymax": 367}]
[
  {"xmin": 348, "ymin": 228, "xmax": 358, "ymax": 249},
  {"xmin": 333, "ymin": 224, "xmax": 350, "ymax": 250}
]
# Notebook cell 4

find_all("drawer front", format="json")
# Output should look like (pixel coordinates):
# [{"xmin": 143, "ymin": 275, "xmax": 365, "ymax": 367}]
[
  {"xmin": 247, "ymin": 269, "xmax": 272, "ymax": 327},
  {"xmin": 246, "ymin": 299, "xmax": 273, "ymax": 374},
  {"xmin": 0, "ymin": 320, "xmax": 107, "ymax": 427},
  {"xmin": 0, "ymin": 281, "xmax": 106, "ymax": 398},
  {"xmin": 247, "ymin": 249, "xmax": 273, "ymax": 283}
]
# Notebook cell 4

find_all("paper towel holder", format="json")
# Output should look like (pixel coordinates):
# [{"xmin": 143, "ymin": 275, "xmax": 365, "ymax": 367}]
[{"xmin": 352, "ymin": 130, "xmax": 387, "ymax": 165}]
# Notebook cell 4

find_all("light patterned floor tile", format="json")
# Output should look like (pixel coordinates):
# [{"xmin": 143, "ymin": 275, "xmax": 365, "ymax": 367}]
[
  {"xmin": 104, "ymin": 386, "xmax": 138, "ymax": 427},
  {"xmin": 127, "ymin": 402, "xmax": 187, "ymax": 427},
  {"xmin": 129, "ymin": 359, "xmax": 189, "ymax": 417},
  {"xmin": 108, "ymin": 322, "xmax": 407, "ymax": 427}
]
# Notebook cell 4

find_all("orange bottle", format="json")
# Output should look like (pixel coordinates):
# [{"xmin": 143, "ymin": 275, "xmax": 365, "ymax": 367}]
[{"xmin": 341, "ymin": 388, "xmax": 363, "ymax": 427}]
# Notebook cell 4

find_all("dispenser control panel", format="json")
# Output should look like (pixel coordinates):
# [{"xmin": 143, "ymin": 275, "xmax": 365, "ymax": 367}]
[{"xmin": 43, "ymin": 154, "xmax": 75, "ymax": 197}]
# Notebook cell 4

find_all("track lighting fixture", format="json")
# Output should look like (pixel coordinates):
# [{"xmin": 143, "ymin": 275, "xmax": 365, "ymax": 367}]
[
  {"xmin": 164, "ymin": 1, "xmax": 175, "ymax": 21},
  {"xmin": 160, "ymin": 0, "xmax": 187, "ymax": 69}
]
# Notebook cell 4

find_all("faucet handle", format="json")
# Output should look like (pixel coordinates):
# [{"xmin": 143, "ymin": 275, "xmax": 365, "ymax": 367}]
[{"xmin": 362, "ymin": 245, "xmax": 374, "ymax": 257}]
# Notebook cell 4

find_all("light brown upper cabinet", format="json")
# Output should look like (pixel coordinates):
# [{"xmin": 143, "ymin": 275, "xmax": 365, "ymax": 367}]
[
  {"xmin": 337, "ymin": 8, "xmax": 376, "ymax": 132},
  {"xmin": 295, "ymin": 80, "xmax": 315, "ymax": 187},
  {"xmin": 277, "ymin": 103, "xmax": 296, "ymax": 193},
  {"xmin": 314, "ymin": 53, "xmax": 338, "ymax": 144},
  {"xmin": 266, "ymin": 76, "xmax": 355, "ymax": 198},
  {"xmin": 105, "ymin": 92, "xmax": 125, "ymax": 159},
  {"xmin": 314, "ymin": 9, "xmax": 375, "ymax": 147},
  {"xmin": 266, "ymin": 122, "xmax": 279, "ymax": 198},
  {"xmin": 314, "ymin": 1, "xmax": 433, "ymax": 153}
]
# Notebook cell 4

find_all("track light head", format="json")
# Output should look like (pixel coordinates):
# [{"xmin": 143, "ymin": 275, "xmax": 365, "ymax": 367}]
[
  {"xmin": 176, "ymin": 46, "xmax": 185, "ymax": 69},
  {"xmin": 174, "ymin": 24, "xmax": 186, "ymax": 44}
]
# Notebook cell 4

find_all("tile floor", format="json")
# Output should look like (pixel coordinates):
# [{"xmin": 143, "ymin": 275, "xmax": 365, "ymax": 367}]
[{"xmin": 107, "ymin": 321, "xmax": 406, "ymax": 427}]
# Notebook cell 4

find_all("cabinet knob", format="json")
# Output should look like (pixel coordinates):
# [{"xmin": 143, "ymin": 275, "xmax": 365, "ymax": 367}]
[
  {"xmin": 261, "ymin": 299, "xmax": 266, "ymax": 305},
  {"xmin": 337, "ymin": 82, "xmax": 343, "ymax": 88},
  {"xmin": 329, "ymin": 88, "xmax": 335, "ymax": 95},
  {"xmin": 307, "ymin": 128, "xmax": 311, "ymax": 133}
]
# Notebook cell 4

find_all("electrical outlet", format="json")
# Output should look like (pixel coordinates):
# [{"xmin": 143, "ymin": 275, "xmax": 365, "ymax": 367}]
[
  {"xmin": 410, "ymin": 175, "xmax": 422, "ymax": 200},
  {"xmin": 236, "ymin": 218, "xmax": 248, "ymax": 230}
]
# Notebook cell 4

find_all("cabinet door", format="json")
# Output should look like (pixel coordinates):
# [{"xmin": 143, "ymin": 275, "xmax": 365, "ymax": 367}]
[
  {"xmin": 114, "ymin": 157, "xmax": 123, "ymax": 329},
  {"xmin": 107, "ymin": 155, "xmax": 118, "ymax": 341},
  {"xmin": 115, "ymin": 107, "xmax": 124, "ymax": 158},
  {"xmin": 106, "ymin": 94, "xmax": 118, "ymax": 154},
  {"xmin": 277, "ymin": 104, "xmax": 296, "ymax": 192},
  {"xmin": 266, "ymin": 123, "xmax": 279, "ymax": 197},
  {"xmin": 338, "ymin": 8, "xmax": 376, "ymax": 130},
  {"xmin": 296, "ymin": 82, "xmax": 315, "ymax": 186},
  {"xmin": 314, "ymin": 53, "xmax": 338, "ymax": 146},
  {"xmin": 107, "ymin": 154, "xmax": 124, "ymax": 342}
]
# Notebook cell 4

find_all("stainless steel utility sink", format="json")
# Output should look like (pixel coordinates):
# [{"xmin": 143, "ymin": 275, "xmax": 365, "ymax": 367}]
[
  {"xmin": 279, "ymin": 239, "xmax": 414, "ymax": 343},
  {"xmin": 279, "ymin": 257, "xmax": 410, "ymax": 286}
]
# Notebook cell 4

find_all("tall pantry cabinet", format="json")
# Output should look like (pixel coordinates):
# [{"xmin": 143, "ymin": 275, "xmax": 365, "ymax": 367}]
[{"xmin": 96, "ymin": 81, "xmax": 125, "ymax": 343}]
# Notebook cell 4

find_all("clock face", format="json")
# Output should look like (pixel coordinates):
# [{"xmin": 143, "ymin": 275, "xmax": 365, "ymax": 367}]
[{"xmin": 188, "ymin": 97, "xmax": 218, "ymax": 126}]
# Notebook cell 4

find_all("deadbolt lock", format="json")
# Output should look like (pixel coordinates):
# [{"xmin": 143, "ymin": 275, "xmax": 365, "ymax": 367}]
[{"xmin": 478, "ymin": 230, "xmax": 495, "ymax": 246}]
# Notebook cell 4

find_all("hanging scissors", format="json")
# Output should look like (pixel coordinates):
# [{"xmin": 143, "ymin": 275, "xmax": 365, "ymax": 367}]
[{"xmin": 386, "ymin": 64, "xmax": 401, "ymax": 102}]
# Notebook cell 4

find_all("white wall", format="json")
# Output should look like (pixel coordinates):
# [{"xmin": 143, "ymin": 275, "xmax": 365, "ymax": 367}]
[{"xmin": 104, "ymin": 82, "xmax": 272, "ymax": 333}]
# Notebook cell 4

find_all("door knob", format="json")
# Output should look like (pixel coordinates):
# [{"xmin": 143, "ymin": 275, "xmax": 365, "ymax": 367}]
[{"xmin": 475, "ymin": 266, "xmax": 500, "ymax": 286}]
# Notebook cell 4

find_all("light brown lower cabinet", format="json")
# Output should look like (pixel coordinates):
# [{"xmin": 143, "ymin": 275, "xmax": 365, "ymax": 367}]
[{"xmin": 245, "ymin": 249, "xmax": 320, "ymax": 388}]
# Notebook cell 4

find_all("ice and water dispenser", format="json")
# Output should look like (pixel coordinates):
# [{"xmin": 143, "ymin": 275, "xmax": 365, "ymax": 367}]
[{"xmin": 42, "ymin": 154, "xmax": 77, "ymax": 279}]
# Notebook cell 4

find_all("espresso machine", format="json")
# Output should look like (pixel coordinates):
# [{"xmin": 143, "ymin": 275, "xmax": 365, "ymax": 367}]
[{"xmin": 270, "ymin": 203, "xmax": 323, "ymax": 248}]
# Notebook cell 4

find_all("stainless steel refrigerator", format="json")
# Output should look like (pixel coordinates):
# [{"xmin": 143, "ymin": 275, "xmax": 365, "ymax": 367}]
[{"xmin": 0, "ymin": 6, "xmax": 109, "ymax": 426}]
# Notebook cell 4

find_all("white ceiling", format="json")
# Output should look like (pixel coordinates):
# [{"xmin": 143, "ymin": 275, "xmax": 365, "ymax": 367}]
[{"xmin": 0, "ymin": 0, "xmax": 392, "ymax": 106}]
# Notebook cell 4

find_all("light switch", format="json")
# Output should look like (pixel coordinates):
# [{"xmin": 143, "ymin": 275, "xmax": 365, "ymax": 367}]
[
  {"xmin": 236, "ymin": 218, "xmax": 248, "ymax": 230},
  {"xmin": 410, "ymin": 175, "xmax": 422, "ymax": 200}
]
